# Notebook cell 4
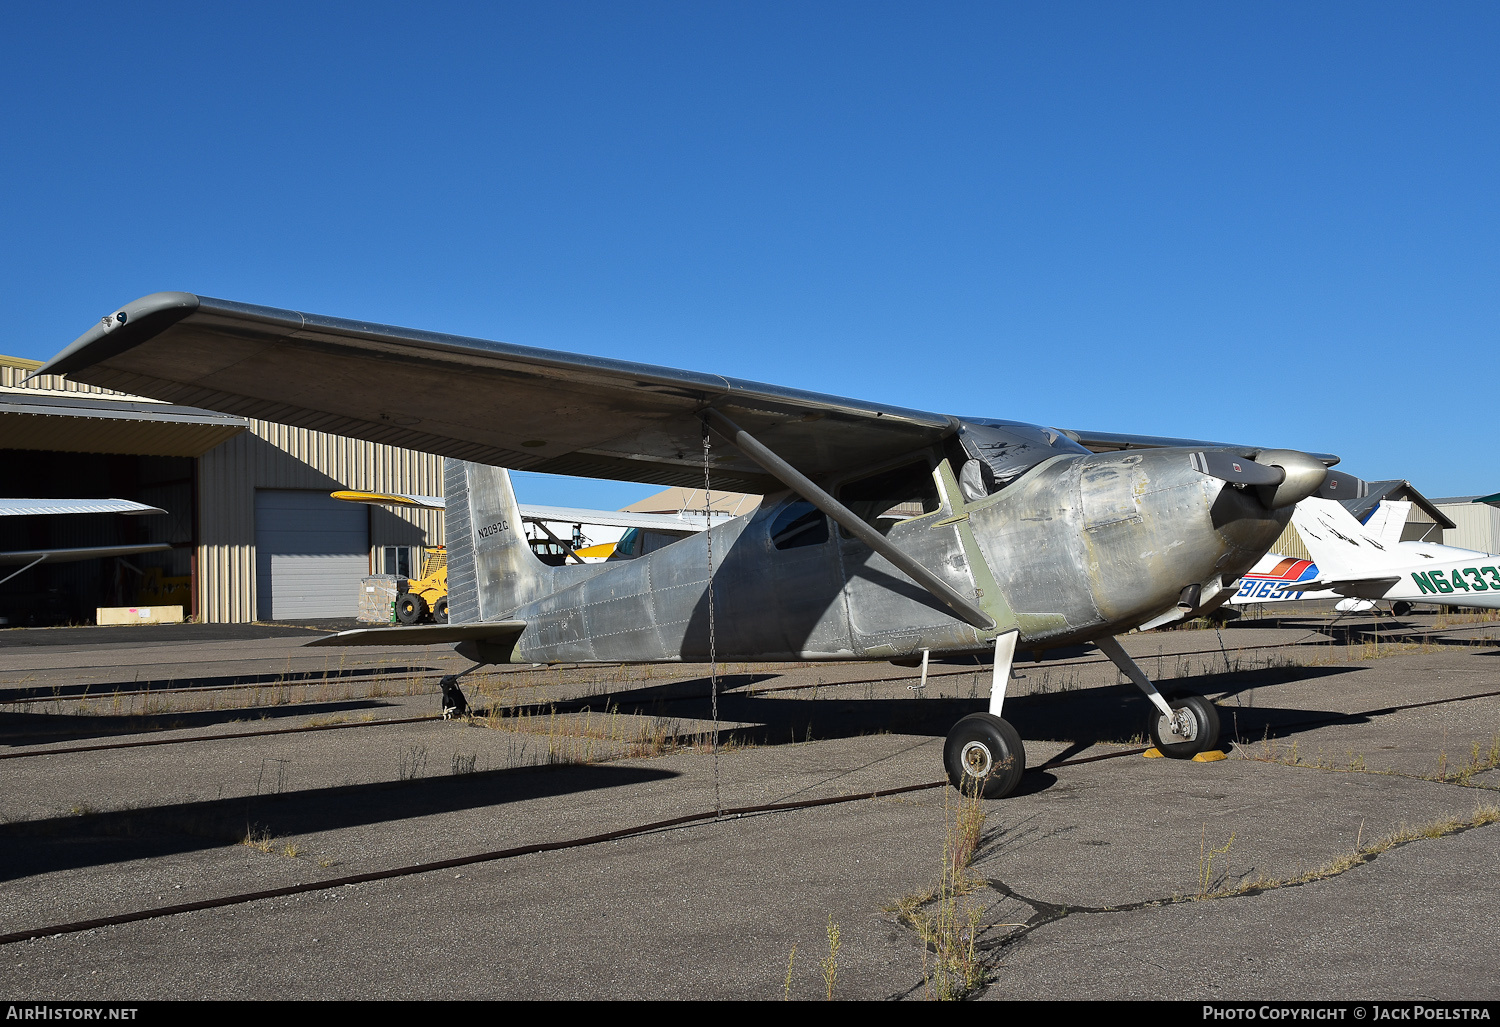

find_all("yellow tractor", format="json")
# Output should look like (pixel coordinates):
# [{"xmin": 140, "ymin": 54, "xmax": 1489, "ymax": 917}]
[{"xmin": 395, "ymin": 546, "xmax": 448, "ymax": 624}]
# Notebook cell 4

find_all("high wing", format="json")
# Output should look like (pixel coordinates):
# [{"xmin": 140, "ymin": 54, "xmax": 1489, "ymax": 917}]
[
  {"xmin": 39, "ymin": 294, "xmax": 959, "ymax": 495},
  {"xmin": 38, "ymin": 293, "xmax": 1337, "ymax": 494},
  {"xmin": 330, "ymin": 489, "xmax": 713, "ymax": 531},
  {"xmin": 0, "ymin": 498, "xmax": 167, "ymax": 517}
]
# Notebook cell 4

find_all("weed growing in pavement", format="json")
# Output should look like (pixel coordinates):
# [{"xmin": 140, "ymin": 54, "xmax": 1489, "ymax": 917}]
[
  {"xmin": 397, "ymin": 745, "xmax": 428, "ymax": 780},
  {"xmin": 1244, "ymin": 727, "xmax": 1500, "ymax": 787},
  {"xmin": 819, "ymin": 916, "xmax": 841, "ymax": 1001},
  {"xmin": 241, "ymin": 826, "xmax": 274, "ymax": 853},
  {"xmin": 891, "ymin": 782, "xmax": 1009, "ymax": 1000},
  {"xmin": 1214, "ymin": 803, "xmax": 1500, "ymax": 898},
  {"xmin": 1197, "ymin": 824, "xmax": 1235, "ymax": 898}
]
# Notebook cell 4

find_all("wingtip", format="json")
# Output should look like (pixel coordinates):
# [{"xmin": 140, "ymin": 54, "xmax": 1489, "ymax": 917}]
[{"xmin": 34, "ymin": 292, "xmax": 201, "ymax": 380}]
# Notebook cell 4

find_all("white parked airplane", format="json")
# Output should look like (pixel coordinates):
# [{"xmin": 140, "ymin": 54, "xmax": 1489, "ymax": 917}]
[
  {"xmin": 0, "ymin": 498, "xmax": 169, "ymax": 585},
  {"xmin": 1227, "ymin": 497, "xmax": 1500, "ymax": 614}
]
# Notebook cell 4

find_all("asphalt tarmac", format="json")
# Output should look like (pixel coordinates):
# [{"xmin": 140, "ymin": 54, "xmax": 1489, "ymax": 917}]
[{"xmin": 0, "ymin": 612, "xmax": 1496, "ymax": 1000}]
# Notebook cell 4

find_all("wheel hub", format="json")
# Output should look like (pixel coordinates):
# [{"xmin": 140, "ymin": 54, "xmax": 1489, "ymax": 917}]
[
  {"xmin": 960, "ymin": 740, "xmax": 993, "ymax": 778},
  {"xmin": 1160, "ymin": 709, "xmax": 1197, "ymax": 743}
]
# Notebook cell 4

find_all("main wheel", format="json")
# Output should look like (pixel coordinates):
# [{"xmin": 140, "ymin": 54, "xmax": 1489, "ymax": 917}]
[
  {"xmin": 943, "ymin": 713, "xmax": 1026, "ymax": 798},
  {"xmin": 395, "ymin": 592, "xmax": 428, "ymax": 625},
  {"xmin": 433, "ymin": 598, "xmax": 449, "ymax": 624},
  {"xmin": 1149, "ymin": 694, "xmax": 1221, "ymax": 758}
]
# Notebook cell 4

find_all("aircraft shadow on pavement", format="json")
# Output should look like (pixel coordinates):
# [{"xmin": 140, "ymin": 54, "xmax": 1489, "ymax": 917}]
[
  {"xmin": 0, "ymin": 623, "xmax": 338, "ymax": 648},
  {"xmin": 0, "ymin": 665, "xmax": 441, "ymax": 703},
  {"xmin": 478, "ymin": 665, "xmax": 1367, "ymax": 764},
  {"xmin": 0, "ymin": 699, "xmax": 397, "ymax": 747},
  {"xmin": 0, "ymin": 762, "xmax": 678, "ymax": 881}
]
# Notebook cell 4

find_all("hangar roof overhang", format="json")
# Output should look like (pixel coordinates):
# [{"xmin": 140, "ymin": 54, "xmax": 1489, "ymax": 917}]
[
  {"xmin": 0, "ymin": 387, "xmax": 248, "ymax": 458},
  {"xmin": 1350, "ymin": 480, "xmax": 1456, "ymax": 530}
]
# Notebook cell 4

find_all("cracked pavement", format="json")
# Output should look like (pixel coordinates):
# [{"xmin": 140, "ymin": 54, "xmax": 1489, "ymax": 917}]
[{"xmin": 0, "ymin": 613, "xmax": 1496, "ymax": 999}]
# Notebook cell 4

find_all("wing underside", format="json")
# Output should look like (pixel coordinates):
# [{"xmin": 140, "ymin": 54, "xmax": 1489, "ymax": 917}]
[
  {"xmin": 39, "ymin": 294, "xmax": 955, "ymax": 493},
  {"xmin": 40, "ymin": 293, "xmax": 1337, "ymax": 490}
]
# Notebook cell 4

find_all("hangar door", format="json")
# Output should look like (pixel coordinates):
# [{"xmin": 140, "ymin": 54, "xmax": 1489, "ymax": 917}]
[{"xmin": 255, "ymin": 490, "xmax": 368, "ymax": 620}]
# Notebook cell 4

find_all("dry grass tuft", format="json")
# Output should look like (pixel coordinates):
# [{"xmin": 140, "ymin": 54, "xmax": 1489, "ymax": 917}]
[
  {"xmin": 1213, "ymin": 803, "xmax": 1500, "ymax": 899},
  {"xmin": 819, "ymin": 916, "xmax": 841, "ymax": 1001},
  {"xmin": 893, "ymin": 783, "xmax": 1001, "ymax": 1000},
  {"xmin": 241, "ymin": 826, "xmax": 275, "ymax": 854}
]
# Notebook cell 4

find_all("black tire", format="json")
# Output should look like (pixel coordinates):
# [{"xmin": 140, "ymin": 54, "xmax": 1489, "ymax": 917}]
[
  {"xmin": 433, "ymin": 598, "xmax": 448, "ymax": 624},
  {"xmin": 1391, "ymin": 601, "xmax": 1413, "ymax": 617},
  {"xmin": 943, "ymin": 713, "xmax": 1026, "ymax": 799},
  {"xmin": 395, "ymin": 592, "xmax": 428, "ymax": 625},
  {"xmin": 1148, "ymin": 694, "xmax": 1221, "ymax": 758}
]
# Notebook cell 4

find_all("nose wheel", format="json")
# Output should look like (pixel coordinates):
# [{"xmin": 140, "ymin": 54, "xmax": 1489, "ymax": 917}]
[
  {"xmin": 1149, "ymin": 694, "xmax": 1221, "ymax": 758},
  {"xmin": 944, "ymin": 713, "xmax": 1026, "ymax": 798}
]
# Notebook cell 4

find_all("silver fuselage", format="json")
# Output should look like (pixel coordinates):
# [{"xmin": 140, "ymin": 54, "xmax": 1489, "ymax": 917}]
[{"xmin": 466, "ymin": 445, "xmax": 1287, "ymax": 664}]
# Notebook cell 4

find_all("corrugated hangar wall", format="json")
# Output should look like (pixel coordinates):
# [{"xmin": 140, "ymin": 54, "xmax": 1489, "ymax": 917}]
[
  {"xmin": 1439, "ymin": 502, "xmax": 1500, "ymax": 554},
  {"xmin": 7, "ymin": 355, "xmax": 445, "ymax": 625},
  {"xmin": 199, "ymin": 422, "xmax": 444, "ymax": 623}
]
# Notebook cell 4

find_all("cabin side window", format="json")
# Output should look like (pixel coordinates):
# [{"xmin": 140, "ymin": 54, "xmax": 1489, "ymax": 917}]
[{"xmin": 769, "ymin": 499, "xmax": 828, "ymax": 550}]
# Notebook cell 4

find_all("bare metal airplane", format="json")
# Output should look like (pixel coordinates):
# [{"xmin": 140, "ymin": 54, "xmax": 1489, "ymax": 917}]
[{"xmin": 38, "ymin": 293, "xmax": 1347, "ymax": 796}]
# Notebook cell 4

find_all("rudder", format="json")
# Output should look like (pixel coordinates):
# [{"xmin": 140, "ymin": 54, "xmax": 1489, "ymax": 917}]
[{"xmin": 443, "ymin": 458, "xmax": 554, "ymax": 622}]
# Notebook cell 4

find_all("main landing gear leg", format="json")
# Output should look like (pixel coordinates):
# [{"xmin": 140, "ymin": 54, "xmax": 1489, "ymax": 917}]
[
  {"xmin": 943, "ymin": 630, "xmax": 1026, "ymax": 798},
  {"xmin": 1093, "ymin": 635, "xmax": 1221, "ymax": 758}
]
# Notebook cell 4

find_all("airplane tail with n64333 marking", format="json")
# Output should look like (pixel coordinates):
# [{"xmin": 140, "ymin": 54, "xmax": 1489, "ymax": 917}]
[{"xmin": 1285, "ymin": 498, "xmax": 1500, "ymax": 612}]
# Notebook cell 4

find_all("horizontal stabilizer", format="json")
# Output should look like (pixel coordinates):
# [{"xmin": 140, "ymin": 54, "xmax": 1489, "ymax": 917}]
[
  {"xmin": 304, "ymin": 621, "xmax": 527, "ymax": 647},
  {"xmin": 1277, "ymin": 577, "xmax": 1401, "ymax": 599}
]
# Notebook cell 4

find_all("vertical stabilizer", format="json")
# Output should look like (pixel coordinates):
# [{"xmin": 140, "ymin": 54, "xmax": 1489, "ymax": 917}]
[
  {"xmin": 443, "ymin": 458, "xmax": 554, "ymax": 622},
  {"xmin": 1291, "ymin": 498, "xmax": 1404, "ymax": 580},
  {"xmin": 1361, "ymin": 500, "xmax": 1411, "ymax": 549}
]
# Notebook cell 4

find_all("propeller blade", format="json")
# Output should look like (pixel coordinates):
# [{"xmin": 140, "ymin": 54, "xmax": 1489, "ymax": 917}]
[
  {"xmin": 1188, "ymin": 451, "xmax": 1285, "ymax": 487},
  {"xmin": 1313, "ymin": 470, "xmax": 1367, "ymax": 501}
]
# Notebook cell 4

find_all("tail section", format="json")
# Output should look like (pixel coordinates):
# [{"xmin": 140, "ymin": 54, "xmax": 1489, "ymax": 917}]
[
  {"xmin": 444, "ymin": 458, "xmax": 555, "ymax": 622},
  {"xmin": 1361, "ymin": 499, "xmax": 1411, "ymax": 549},
  {"xmin": 1291, "ymin": 498, "xmax": 1404, "ymax": 580}
]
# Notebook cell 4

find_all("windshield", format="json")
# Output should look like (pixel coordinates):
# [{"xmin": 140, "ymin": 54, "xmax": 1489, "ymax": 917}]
[{"xmin": 955, "ymin": 419, "xmax": 1088, "ymax": 500}]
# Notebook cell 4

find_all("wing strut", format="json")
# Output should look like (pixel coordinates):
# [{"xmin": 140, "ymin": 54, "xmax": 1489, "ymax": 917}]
[
  {"xmin": 701, "ymin": 409, "xmax": 995, "ymax": 632},
  {"xmin": 0, "ymin": 554, "xmax": 48, "ymax": 588}
]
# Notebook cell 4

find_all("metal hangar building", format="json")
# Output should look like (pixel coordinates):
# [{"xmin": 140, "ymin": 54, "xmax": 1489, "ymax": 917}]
[{"xmin": 2, "ymin": 354, "xmax": 444, "ymax": 625}]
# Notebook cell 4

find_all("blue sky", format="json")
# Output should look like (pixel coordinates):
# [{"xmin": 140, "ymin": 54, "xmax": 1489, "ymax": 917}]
[{"xmin": 3, "ymin": 2, "xmax": 1495, "ymax": 506}]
